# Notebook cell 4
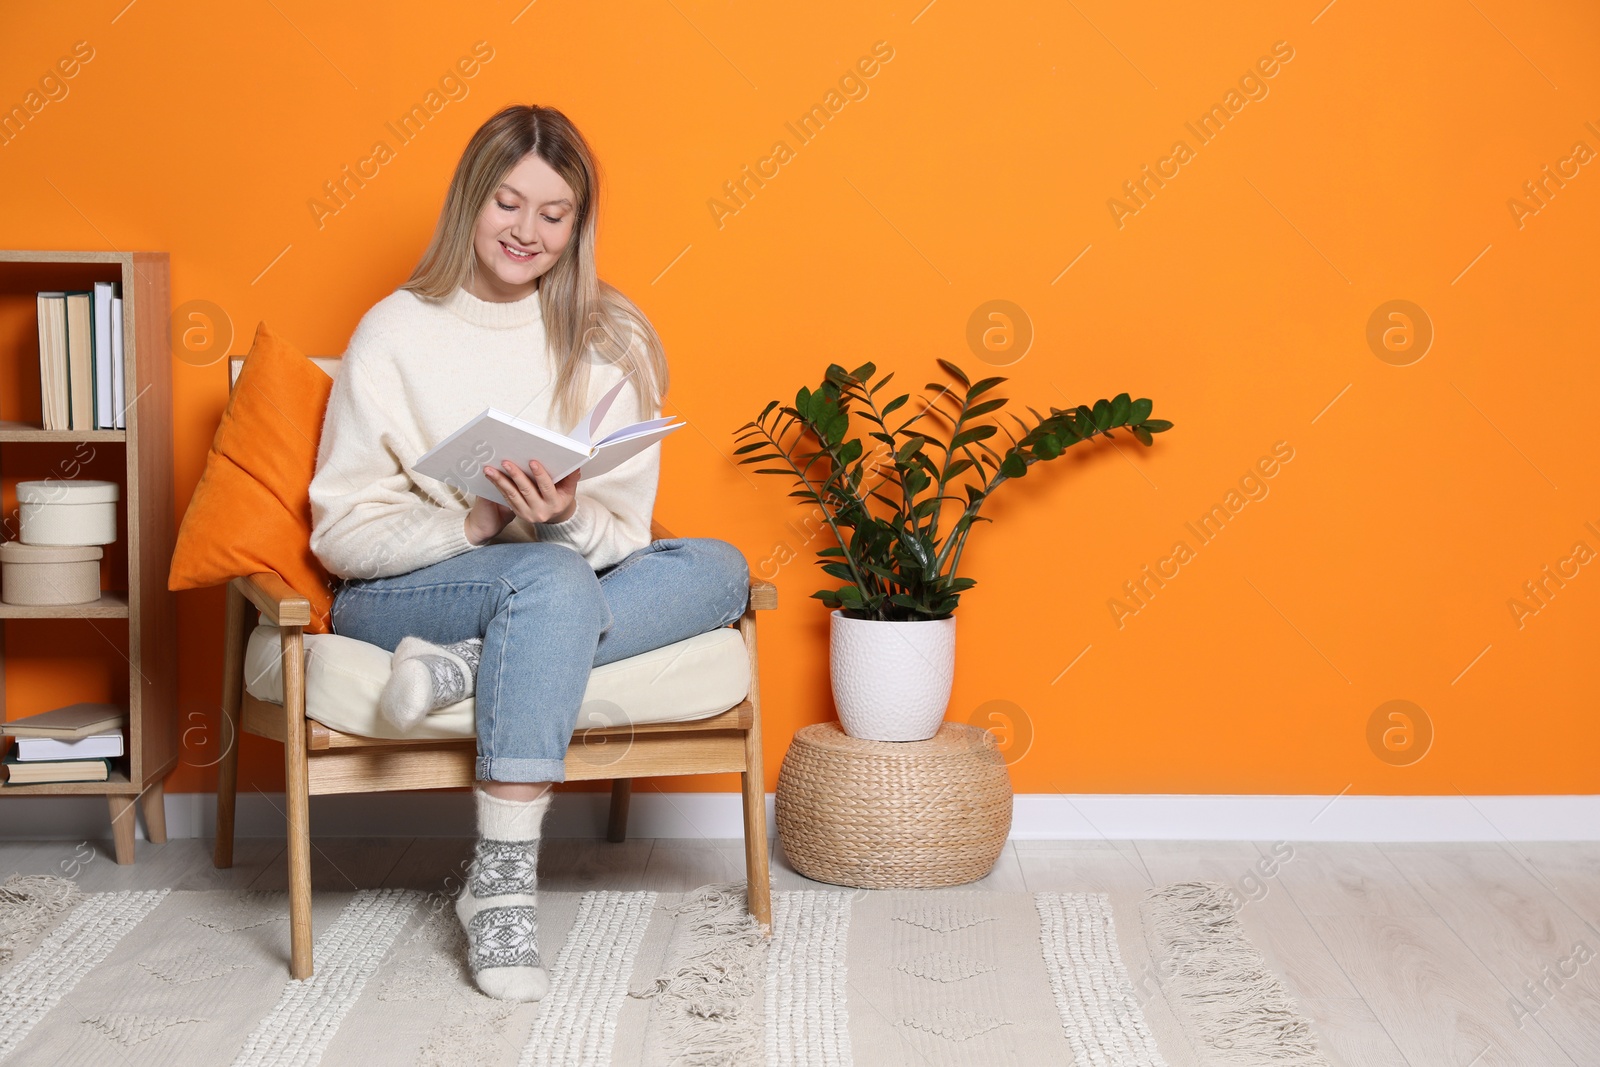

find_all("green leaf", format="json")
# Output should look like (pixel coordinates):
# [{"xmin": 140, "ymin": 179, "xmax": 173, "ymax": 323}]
[
  {"xmin": 896, "ymin": 436, "xmax": 925, "ymax": 464},
  {"xmin": 963, "ymin": 397, "xmax": 1009, "ymax": 420},
  {"xmin": 935, "ymin": 358, "xmax": 971, "ymax": 388},
  {"xmin": 895, "ymin": 527, "xmax": 934, "ymax": 570},
  {"xmin": 967, "ymin": 376, "xmax": 1006, "ymax": 400},
  {"xmin": 950, "ymin": 425, "xmax": 998, "ymax": 449},
  {"xmin": 1053, "ymin": 418, "xmax": 1083, "ymax": 443},
  {"xmin": 881, "ymin": 394, "xmax": 909, "ymax": 417},
  {"xmin": 836, "ymin": 585, "xmax": 864, "ymax": 606},
  {"xmin": 869, "ymin": 371, "xmax": 896, "ymax": 395},
  {"xmin": 1092, "ymin": 398, "xmax": 1112, "ymax": 431},
  {"xmin": 1143, "ymin": 419, "xmax": 1174, "ymax": 432},
  {"xmin": 862, "ymin": 561, "xmax": 902, "ymax": 583},
  {"xmin": 1129, "ymin": 397, "xmax": 1153, "ymax": 423},
  {"xmin": 817, "ymin": 546, "xmax": 847, "ymax": 556},
  {"xmin": 1110, "ymin": 393, "xmax": 1131, "ymax": 425},
  {"xmin": 1034, "ymin": 433, "xmax": 1062, "ymax": 459},
  {"xmin": 1001, "ymin": 453, "xmax": 1028, "ymax": 478},
  {"xmin": 820, "ymin": 562, "xmax": 855, "ymax": 582},
  {"xmin": 1133, "ymin": 425, "xmax": 1153, "ymax": 446},
  {"xmin": 867, "ymin": 489, "xmax": 901, "ymax": 511}
]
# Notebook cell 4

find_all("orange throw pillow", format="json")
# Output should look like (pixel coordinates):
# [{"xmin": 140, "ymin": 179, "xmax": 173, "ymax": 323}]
[{"xmin": 168, "ymin": 322, "xmax": 336, "ymax": 632}]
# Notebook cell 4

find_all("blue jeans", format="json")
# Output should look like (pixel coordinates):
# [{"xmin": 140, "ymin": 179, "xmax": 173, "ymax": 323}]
[{"xmin": 329, "ymin": 537, "xmax": 751, "ymax": 783}]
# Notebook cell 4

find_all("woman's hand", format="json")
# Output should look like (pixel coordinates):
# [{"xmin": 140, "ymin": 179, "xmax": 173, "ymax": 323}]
[
  {"xmin": 464, "ymin": 459, "xmax": 581, "ymax": 545},
  {"xmin": 464, "ymin": 494, "xmax": 512, "ymax": 546}
]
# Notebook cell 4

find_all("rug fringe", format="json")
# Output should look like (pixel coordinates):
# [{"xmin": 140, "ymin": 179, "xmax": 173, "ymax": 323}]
[
  {"xmin": 0, "ymin": 873, "xmax": 84, "ymax": 964},
  {"xmin": 628, "ymin": 880, "xmax": 768, "ymax": 1067},
  {"xmin": 1141, "ymin": 880, "xmax": 1331, "ymax": 1066}
]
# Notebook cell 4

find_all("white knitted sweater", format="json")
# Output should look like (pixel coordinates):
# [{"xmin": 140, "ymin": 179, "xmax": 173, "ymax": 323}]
[{"xmin": 308, "ymin": 284, "xmax": 659, "ymax": 580}]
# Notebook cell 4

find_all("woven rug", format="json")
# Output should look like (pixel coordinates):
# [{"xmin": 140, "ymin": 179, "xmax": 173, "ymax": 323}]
[{"xmin": 0, "ymin": 875, "xmax": 1329, "ymax": 1066}]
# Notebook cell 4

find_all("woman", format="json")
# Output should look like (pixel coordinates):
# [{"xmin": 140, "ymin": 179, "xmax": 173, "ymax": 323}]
[{"xmin": 308, "ymin": 104, "xmax": 750, "ymax": 1003}]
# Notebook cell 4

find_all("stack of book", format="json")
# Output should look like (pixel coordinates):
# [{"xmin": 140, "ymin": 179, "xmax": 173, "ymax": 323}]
[
  {"xmin": 35, "ymin": 283, "xmax": 126, "ymax": 431},
  {"xmin": 1, "ymin": 702, "xmax": 125, "ymax": 785}
]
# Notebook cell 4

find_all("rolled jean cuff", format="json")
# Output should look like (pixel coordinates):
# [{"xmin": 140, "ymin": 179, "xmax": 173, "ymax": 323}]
[{"xmin": 477, "ymin": 754, "xmax": 568, "ymax": 784}]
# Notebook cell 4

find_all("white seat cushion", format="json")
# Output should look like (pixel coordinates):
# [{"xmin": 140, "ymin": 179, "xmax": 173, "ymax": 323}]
[{"xmin": 243, "ymin": 622, "xmax": 750, "ymax": 741}]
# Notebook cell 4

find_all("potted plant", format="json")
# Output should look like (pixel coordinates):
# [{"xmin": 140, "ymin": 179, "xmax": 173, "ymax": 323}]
[{"xmin": 735, "ymin": 358, "xmax": 1172, "ymax": 741}]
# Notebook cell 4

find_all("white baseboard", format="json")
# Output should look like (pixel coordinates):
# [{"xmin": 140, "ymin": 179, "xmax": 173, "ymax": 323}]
[{"xmin": 1, "ymin": 792, "xmax": 1597, "ymax": 844}]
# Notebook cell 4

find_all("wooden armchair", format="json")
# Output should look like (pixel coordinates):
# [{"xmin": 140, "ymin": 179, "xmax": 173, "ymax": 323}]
[{"xmin": 207, "ymin": 363, "xmax": 776, "ymax": 980}]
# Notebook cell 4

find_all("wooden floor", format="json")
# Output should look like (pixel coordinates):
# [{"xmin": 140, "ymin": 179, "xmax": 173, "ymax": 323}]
[{"xmin": 4, "ymin": 835, "xmax": 1598, "ymax": 1065}]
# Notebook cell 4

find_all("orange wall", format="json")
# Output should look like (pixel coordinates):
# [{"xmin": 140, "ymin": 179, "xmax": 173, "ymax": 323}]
[{"xmin": 2, "ymin": 1, "xmax": 1596, "ymax": 799}]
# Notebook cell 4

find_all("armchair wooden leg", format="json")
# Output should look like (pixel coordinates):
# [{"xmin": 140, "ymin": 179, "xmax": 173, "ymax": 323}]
[
  {"xmin": 282, "ymin": 626, "xmax": 315, "ymax": 980},
  {"xmin": 738, "ymin": 608, "xmax": 772, "ymax": 929},
  {"xmin": 139, "ymin": 780, "xmax": 167, "ymax": 844},
  {"xmin": 214, "ymin": 581, "xmax": 251, "ymax": 869},
  {"xmin": 107, "ymin": 794, "xmax": 137, "ymax": 865},
  {"xmin": 606, "ymin": 779, "xmax": 632, "ymax": 843}
]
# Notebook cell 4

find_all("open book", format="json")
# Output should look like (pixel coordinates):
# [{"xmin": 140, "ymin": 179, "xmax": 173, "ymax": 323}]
[{"xmin": 412, "ymin": 374, "xmax": 683, "ymax": 508}]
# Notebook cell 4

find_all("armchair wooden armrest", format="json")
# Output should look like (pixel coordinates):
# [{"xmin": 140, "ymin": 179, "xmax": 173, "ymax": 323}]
[{"xmin": 231, "ymin": 572, "xmax": 312, "ymax": 627}]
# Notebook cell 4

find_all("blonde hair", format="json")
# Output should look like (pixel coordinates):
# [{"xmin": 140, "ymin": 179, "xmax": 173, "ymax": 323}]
[{"xmin": 402, "ymin": 104, "xmax": 667, "ymax": 431}]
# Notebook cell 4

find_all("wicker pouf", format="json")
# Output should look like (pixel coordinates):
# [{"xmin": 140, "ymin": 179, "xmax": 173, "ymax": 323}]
[{"xmin": 775, "ymin": 721, "xmax": 1013, "ymax": 889}]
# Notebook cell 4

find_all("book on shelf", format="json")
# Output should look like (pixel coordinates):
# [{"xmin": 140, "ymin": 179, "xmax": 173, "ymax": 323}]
[
  {"xmin": 2, "ymin": 701, "xmax": 126, "ymax": 739},
  {"xmin": 34, "ymin": 284, "xmax": 124, "ymax": 431},
  {"xmin": 12, "ymin": 729, "xmax": 124, "ymax": 762},
  {"xmin": 36, "ymin": 292, "xmax": 70, "ymax": 430},
  {"xmin": 66, "ymin": 290, "xmax": 93, "ymax": 429},
  {"xmin": 110, "ymin": 293, "xmax": 125, "ymax": 429},
  {"xmin": 1, "ymin": 750, "xmax": 111, "ymax": 785},
  {"xmin": 94, "ymin": 280, "xmax": 116, "ymax": 429},
  {"xmin": 412, "ymin": 373, "xmax": 683, "ymax": 507}
]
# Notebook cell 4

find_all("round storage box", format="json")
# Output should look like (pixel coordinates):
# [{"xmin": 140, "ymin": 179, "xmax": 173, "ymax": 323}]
[
  {"xmin": 0, "ymin": 541, "xmax": 104, "ymax": 605},
  {"xmin": 18, "ymin": 479, "xmax": 119, "ymax": 546}
]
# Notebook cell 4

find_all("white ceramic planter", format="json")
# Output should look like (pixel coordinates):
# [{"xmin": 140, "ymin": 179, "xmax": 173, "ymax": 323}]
[{"xmin": 829, "ymin": 609, "xmax": 956, "ymax": 741}]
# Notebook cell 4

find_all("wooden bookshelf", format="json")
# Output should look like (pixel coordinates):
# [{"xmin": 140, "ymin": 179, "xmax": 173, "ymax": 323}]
[
  {"xmin": 0, "ymin": 590, "xmax": 131, "ymax": 618},
  {"xmin": 0, "ymin": 421, "xmax": 128, "ymax": 443},
  {"xmin": 0, "ymin": 251, "xmax": 178, "ymax": 863}
]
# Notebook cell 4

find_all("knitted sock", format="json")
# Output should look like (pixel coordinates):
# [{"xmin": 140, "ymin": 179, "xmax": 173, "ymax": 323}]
[
  {"xmin": 380, "ymin": 635, "xmax": 483, "ymax": 731},
  {"xmin": 455, "ymin": 786, "xmax": 552, "ymax": 1002}
]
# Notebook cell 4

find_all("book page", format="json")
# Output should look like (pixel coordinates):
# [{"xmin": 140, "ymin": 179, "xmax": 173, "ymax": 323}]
[
  {"xmin": 574, "ymin": 373, "xmax": 632, "ymax": 446},
  {"xmin": 579, "ymin": 421, "xmax": 684, "ymax": 478}
]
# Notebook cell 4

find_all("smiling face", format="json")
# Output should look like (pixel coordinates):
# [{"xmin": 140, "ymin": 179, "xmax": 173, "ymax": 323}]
[{"xmin": 465, "ymin": 152, "xmax": 580, "ymax": 302}]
